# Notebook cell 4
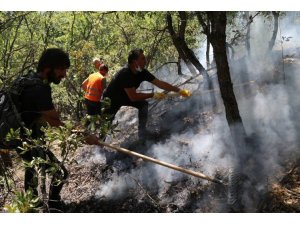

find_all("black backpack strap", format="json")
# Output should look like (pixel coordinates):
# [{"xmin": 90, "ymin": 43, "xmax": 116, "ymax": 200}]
[
  {"xmin": 0, "ymin": 72, "xmax": 46, "ymax": 149},
  {"xmin": 10, "ymin": 72, "xmax": 46, "ymax": 95},
  {"xmin": 0, "ymin": 91, "xmax": 24, "ymax": 150}
]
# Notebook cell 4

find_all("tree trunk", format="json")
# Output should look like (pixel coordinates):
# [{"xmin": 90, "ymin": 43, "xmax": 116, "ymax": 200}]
[
  {"xmin": 208, "ymin": 12, "xmax": 257, "ymax": 212},
  {"xmin": 177, "ymin": 12, "xmax": 211, "ymax": 81},
  {"xmin": 245, "ymin": 12, "xmax": 251, "ymax": 57},
  {"xmin": 207, "ymin": 12, "xmax": 247, "ymax": 150},
  {"xmin": 226, "ymin": 43, "xmax": 235, "ymax": 59},
  {"xmin": 177, "ymin": 56, "xmax": 183, "ymax": 75},
  {"xmin": 206, "ymin": 17, "xmax": 211, "ymax": 68},
  {"xmin": 166, "ymin": 12, "xmax": 197, "ymax": 75},
  {"xmin": 206, "ymin": 38, "xmax": 210, "ymax": 68},
  {"xmin": 166, "ymin": 11, "xmax": 216, "ymax": 110},
  {"xmin": 268, "ymin": 11, "xmax": 279, "ymax": 51}
]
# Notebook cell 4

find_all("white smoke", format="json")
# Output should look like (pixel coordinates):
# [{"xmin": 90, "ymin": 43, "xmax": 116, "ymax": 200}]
[
  {"xmin": 84, "ymin": 12, "xmax": 300, "ymax": 212},
  {"xmin": 94, "ymin": 112, "xmax": 235, "ymax": 200},
  {"xmin": 76, "ymin": 145, "xmax": 106, "ymax": 165},
  {"xmin": 239, "ymin": 83, "xmax": 298, "ymax": 173},
  {"xmin": 95, "ymin": 172, "xmax": 133, "ymax": 200}
]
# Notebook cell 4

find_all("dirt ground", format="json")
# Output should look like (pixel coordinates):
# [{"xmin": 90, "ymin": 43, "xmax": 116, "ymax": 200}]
[
  {"xmin": 1, "ymin": 107, "xmax": 299, "ymax": 213},
  {"xmin": 1, "ymin": 55, "xmax": 300, "ymax": 212}
]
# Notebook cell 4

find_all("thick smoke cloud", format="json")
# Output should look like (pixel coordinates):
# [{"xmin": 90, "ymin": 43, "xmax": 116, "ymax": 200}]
[{"xmin": 79, "ymin": 12, "xmax": 300, "ymax": 212}]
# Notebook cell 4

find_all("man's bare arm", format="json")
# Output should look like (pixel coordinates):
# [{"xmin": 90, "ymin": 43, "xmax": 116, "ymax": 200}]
[{"xmin": 40, "ymin": 109, "xmax": 64, "ymax": 127}]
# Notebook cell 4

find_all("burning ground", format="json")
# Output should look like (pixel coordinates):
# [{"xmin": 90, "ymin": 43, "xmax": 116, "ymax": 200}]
[
  {"xmin": 1, "ymin": 13, "xmax": 300, "ymax": 215},
  {"xmin": 2, "ymin": 14, "xmax": 300, "ymax": 211},
  {"xmin": 1, "ymin": 52, "xmax": 300, "ymax": 212},
  {"xmin": 1, "ymin": 54, "xmax": 300, "ymax": 212},
  {"xmin": 60, "ymin": 46, "xmax": 300, "ymax": 212},
  {"xmin": 58, "ymin": 54, "xmax": 293, "ymax": 213}
]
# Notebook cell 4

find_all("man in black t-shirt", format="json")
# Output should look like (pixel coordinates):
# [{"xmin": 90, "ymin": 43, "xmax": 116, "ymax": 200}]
[
  {"xmin": 16, "ymin": 48, "xmax": 71, "ymax": 211},
  {"xmin": 16, "ymin": 48, "xmax": 99, "ymax": 212},
  {"xmin": 103, "ymin": 48, "xmax": 191, "ymax": 138}
]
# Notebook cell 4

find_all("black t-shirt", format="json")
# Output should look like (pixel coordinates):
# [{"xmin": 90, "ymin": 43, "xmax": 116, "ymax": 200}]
[
  {"xmin": 103, "ymin": 66, "xmax": 155, "ymax": 104},
  {"xmin": 20, "ymin": 75, "xmax": 54, "ymax": 128}
]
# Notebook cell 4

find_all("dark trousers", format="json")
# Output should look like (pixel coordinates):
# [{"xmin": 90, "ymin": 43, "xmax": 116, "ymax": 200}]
[
  {"xmin": 16, "ymin": 147, "xmax": 68, "ymax": 202},
  {"xmin": 84, "ymin": 98, "xmax": 102, "ymax": 116},
  {"xmin": 105, "ymin": 100, "xmax": 149, "ymax": 132}
]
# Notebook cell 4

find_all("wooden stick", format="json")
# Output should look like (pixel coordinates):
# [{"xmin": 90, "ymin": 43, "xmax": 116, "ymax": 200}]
[{"xmin": 98, "ymin": 141, "xmax": 223, "ymax": 184}]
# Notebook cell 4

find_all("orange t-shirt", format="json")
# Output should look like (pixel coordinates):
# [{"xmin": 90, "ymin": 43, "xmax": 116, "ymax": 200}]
[{"xmin": 83, "ymin": 72, "xmax": 105, "ymax": 102}]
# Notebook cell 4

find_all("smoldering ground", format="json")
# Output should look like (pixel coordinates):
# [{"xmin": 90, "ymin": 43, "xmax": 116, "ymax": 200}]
[{"xmin": 63, "ymin": 13, "xmax": 300, "ymax": 212}]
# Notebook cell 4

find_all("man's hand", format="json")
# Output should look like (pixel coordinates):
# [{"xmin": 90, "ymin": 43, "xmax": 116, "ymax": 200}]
[
  {"xmin": 179, "ymin": 89, "xmax": 191, "ymax": 97},
  {"xmin": 153, "ymin": 92, "xmax": 166, "ymax": 100}
]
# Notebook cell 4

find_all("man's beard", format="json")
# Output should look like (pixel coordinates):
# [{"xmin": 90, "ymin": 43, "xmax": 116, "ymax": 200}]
[{"xmin": 47, "ymin": 69, "xmax": 61, "ymax": 84}]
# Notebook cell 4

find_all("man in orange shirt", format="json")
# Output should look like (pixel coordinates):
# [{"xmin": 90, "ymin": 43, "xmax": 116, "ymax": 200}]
[
  {"xmin": 92, "ymin": 57, "xmax": 103, "ymax": 70},
  {"xmin": 82, "ymin": 63, "xmax": 108, "ymax": 115}
]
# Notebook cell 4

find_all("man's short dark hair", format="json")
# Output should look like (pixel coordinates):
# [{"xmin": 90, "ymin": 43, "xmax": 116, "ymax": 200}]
[
  {"xmin": 99, "ymin": 64, "xmax": 109, "ymax": 72},
  {"xmin": 37, "ymin": 48, "xmax": 70, "ymax": 72},
  {"xmin": 128, "ymin": 49, "xmax": 143, "ymax": 65}
]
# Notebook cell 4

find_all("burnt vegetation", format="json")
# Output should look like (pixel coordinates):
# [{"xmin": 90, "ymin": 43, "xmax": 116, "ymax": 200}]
[{"xmin": 1, "ymin": 11, "xmax": 300, "ymax": 213}]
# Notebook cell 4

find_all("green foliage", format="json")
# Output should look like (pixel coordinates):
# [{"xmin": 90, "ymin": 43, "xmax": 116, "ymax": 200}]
[
  {"xmin": 5, "ymin": 127, "xmax": 22, "ymax": 142},
  {"xmin": 0, "ymin": 173, "xmax": 14, "ymax": 189},
  {"xmin": 5, "ymin": 121, "xmax": 86, "ymax": 212},
  {"xmin": 83, "ymin": 97, "xmax": 119, "ymax": 139},
  {"xmin": 4, "ymin": 127, "xmax": 34, "ymax": 153},
  {"xmin": 4, "ymin": 189, "xmax": 41, "ymax": 213},
  {"xmin": 42, "ymin": 121, "xmax": 85, "ymax": 163},
  {"xmin": 1, "ymin": 11, "xmax": 206, "ymax": 118}
]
